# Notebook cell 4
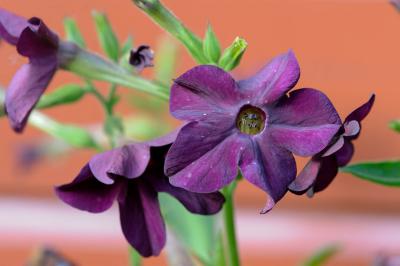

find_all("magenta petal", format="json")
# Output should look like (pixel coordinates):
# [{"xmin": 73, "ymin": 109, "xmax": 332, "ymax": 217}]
[
  {"xmin": 238, "ymin": 50, "xmax": 300, "ymax": 104},
  {"xmin": 151, "ymin": 175, "xmax": 225, "ymax": 214},
  {"xmin": 169, "ymin": 133, "xmax": 245, "ymax": 193},
  {"xmin": 165, "ymin": 121, "xmax": 234, "ymax": 177},
  {"xmin": 0, "ymin": 8, "xmax": 28, "ymax": 45},
  {"xmin": 312, "ymin": 156, "xmax": 339, "ymax": 193},
  {"xmin": 268, "ymin": 88, "xmax": 341, "ymax": 156},
  {"xmin": 55, "ymin": 165, "xmax": 122, "ymax": 213},
  {"xmin": 119, "ymin": 183, "xmax": 165, "ymax": 257},
  {"xmin": 170, "ymin": 65, "xmax": 241, "ymax": 121},
  {"xmin": 345, "ymin": 94, "xmax": 375, "ymax": 123},
  {"xmin": 89, "ymin": 144, "xmax": 150, "ymax": 185},
  {"xmin": 239, "ymin": 136, "xmax": 296, "ymax": 213},
  {"xmin": 289, "ymin": 159, "xmax": 321, "ymax": 194},
  {"xmin": 335, "ymin": 141, "xmax": 354, "ymax": 167},
  {"xmin": 5, "ymin": 59, "xmax": 57, "ymax": 132}
]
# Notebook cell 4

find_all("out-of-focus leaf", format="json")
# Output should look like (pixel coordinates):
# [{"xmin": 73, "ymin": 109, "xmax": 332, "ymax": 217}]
[
  {"xmin": 389, "ymin": 120, "xmax": 400, "ymax": 133},
  {"xmin": 342, "ymin": 161, "xmax": 400, "ymax": 186},
  {"xmin": 29, "ymin": 112, "xmax": 99, "ymax": 149},
  {"xmin": 64, "ymin": 18, "xmax": 86, "ymax": 48},
  {"xmin": 165, "ymin": 229, "xmax": 195, "ymax": 266},
  {"xmin": 121, "ymin": 36, "xmax": 134, "ymax": 57},
  {"xmin": 203, "ymin": 23, "xmax": 221, "ymax": 64},
  {"xmin": 154, "ymin": 36, "xmax": 178, "ymax": 86},
  {"xmin": 159, "ymin": 193, "xmax": 218, "ymax": 265},
  {"xmin": 92, "ymin": 11, "xmax": 120, "ymax": 62},
  {"xmin": 128, "ymin": 247, "xmax": 142, "ymax": 266},
  {"xmin": 123, "ymin": 115, "xmax": 170, "ymax": 141},
  {"xmin": 301, "ymin": 244, "xmax": 341, "ymax": 266},
  {"xmin": 218, "ymin": 37, "xmax": 247, "ymax": 71},
  {"xmin": 36, "ymin": 84, "xmax": 86, "ymax": 109}
]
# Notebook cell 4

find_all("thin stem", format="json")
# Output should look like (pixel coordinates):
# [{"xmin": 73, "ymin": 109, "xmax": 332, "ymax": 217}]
[{"xmin": 222, "ymin": 181, "xmax": 240, "ymax": 266}]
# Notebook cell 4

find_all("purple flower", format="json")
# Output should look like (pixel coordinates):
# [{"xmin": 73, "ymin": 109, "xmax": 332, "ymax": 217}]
[
  {"xmin": 289, "ymin": 95, "xmax": 375, "ymax": 195},
  {"xmin": 0, "ymin": 9, "xmax": 59, "ymax": 132},
  {"xmin": 164, "ymin": 51, "xmax": 342, "ymax": 213},
  {"xmin": 129, "ymin": 45, "xmax": 154, "ymax": 72},
  {"xmin": 55, "ymin": 132, "xmax": 225, "ymax": 257},
  {"xmin": 391, "ymin": 0, "xmax": 400, "ymax": 12}
]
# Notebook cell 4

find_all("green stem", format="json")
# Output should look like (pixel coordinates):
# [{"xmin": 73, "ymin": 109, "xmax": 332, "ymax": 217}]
[
  {"xmin": 129, "ymin": 247, "xmax": 142, "ymax": 266},
  {"xmin": 60, "ymin": 42, "xmax": 169, "ymax": 101},
  {"xmin": 222, "ymin": 182, "xmax": 240, "ymax": 266}
]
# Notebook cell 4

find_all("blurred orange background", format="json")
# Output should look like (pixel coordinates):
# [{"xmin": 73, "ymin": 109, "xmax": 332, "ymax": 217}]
[{"xmin": 1, "ymin": 0, "xmax": 400, "ymax": 265}]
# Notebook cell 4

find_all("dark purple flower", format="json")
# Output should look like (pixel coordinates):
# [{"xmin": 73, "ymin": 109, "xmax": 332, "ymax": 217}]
[
  {"xmin": 289, "ymin": 95, "xmax": 375, "ymax": 195},
  {"xmin": 0, "ymin": 8, "xmax": 59, "ymax": 132},
  {"xmin": 164, "ymin": 51, "xmax": 342, "ymax": 213},
  {"xmin": 391, "ymin": 0, "xmax": 400, "ymax": 12},
  {"xmin": 129, "ymin": 45, "xmax": 154, "ymax": 72},
  {"xmin": 55, "ymin": 132, "xmax": 225, "ymax": 257}
]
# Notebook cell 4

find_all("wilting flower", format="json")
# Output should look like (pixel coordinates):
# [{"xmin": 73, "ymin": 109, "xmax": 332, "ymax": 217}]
[
  {"xmin": 165, "ymin": 51, "xmax": 342, "ymax": 213},
  {"xmin": 0, "ymin": 9, "xmax": 75, "ymax": 132},
  {"xmin": 129, "ymin": 45, "xmax": 154, "ymax": 72},
  {"xmin": 289, "ymin": 95, "xmax": 375, "ymax": 195},
  {"xmin": 55, "ymin": 132, "xmax": 225, "ymax": 257}
]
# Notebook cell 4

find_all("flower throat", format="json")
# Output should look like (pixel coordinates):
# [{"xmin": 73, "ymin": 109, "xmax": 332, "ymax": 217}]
[{"xmin": 236, "ymin": 105, "xmax": 266, "ymax": 135}]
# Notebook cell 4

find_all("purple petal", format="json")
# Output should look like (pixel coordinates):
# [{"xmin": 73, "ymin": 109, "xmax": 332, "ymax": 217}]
[
  {"xmin": 55, "ymin": 164, "xmax": 122, "ymax": 213},
  {"xmin": 344, "ymin": 94, "xmax": 375, "ymax": 123},
  {"xmin": 170, "ymin": 65, "xmax": 241, "ymax": 121},
  {"xmin": 238, "ymin": 50, "xmax": 300, "ymax": 105},
  {"xmin": 150, "ymin": 174, "xmax": 225, "ymax": 215},
  {"xmin": 89, "ymin": 144, "xmax": 150, "ymax": 185},
  {"xmin": 0, "ymin": 8, "xmax": 28, "ymax": 45},
  {"xmin": 322, "ymin": 136, "xmax": 345, "ymax": 157},
  {"xmin": 119, "ymin": 182, "xmax": 165, "ymax": 257},
  {"xmin": 145, "ymin": 128, "xmax": 180, "ymax": 148},
  {"xmin": 239, "ymin": 136, "xmax": 296, "ymax": 213},
  {"xmin": 335, "ymin": 141, "xmax": 354, "ymax": 167},
  {"xmin": 343, "ymin": 120, "xmax": 360, "ymax": 137},
  {"xmin": 312, "ymin": 156, "xmax": 339, "ymax": 193},
  {"xmin": 17, "ymin": 18, "xmax": 58, "ymax": 58},
  {"xmin": 5, "ymin": 59, "xmax": 57, "ymax": 132},
  {"xmin": 268, "ymin": 88, "xmax": 341, "ymax": 156},
  {"xmin": 169, "ymin": 133, "xmax": 245, "ymax": 193},
  {"xmin": 289, "ymin": 159, "xmax": 321, "ymax": 194},
  {"xmin": 165, "ymin": 120, "xmax": 235, "ymax": 177}
]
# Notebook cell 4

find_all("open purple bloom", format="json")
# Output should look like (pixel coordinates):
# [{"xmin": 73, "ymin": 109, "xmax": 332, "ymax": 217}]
[
  {"xmin": 129, "ymin": 45, "xmax": 154, "ymax": 72},
  {"xmin": 0, "ymin": 8, "xmax": 59, "ymax": 132},
  {"xmin": 289, "ymin": 94, "xmax": 375, "ymax": 195},
  {"xmin": 55, "ymin": 132, "xmax": 225, "ymax": 257},
  {"xmin": 165, "ymin": 51, "xmax": 342, "ymax": 213}
]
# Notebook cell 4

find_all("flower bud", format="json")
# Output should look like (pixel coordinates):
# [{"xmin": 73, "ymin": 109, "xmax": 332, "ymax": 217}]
[{"xmin": 218, "ymin": 37, "xmax": 248, "ymax": 71}]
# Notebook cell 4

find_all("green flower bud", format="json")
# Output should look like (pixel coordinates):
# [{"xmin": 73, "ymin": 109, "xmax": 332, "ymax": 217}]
[
  {"xmin": 219, "ymin": 37, "xmax": 248, "ymax": 71},
  {"xmin": 36, "ymin": 84, "xmax": 85, "ymax": 109}
]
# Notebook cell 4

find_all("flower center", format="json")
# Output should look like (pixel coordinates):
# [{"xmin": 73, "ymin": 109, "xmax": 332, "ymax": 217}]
[{"xmin": 236, "ymin": 105, "xmax": 266, "ymax": 135}]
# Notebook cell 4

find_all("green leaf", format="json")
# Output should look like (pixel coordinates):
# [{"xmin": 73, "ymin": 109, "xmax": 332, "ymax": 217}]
[
  {"xmin": 63, "ymin": 18, "xmax": 86, "ymax": 48},
  {"xmin": 203, "ymin": 23, "xmax": 221, "ymax": 64},
  {"xmin": 92, "ymin": 11, "xmax": 120, "ymax": 62},
  {"xmin": 159, "ymin": 193, "xmax": 218, "ymax": 265},
  {"xmin": 121, "ymin": 36, "xmax": 134, "ymax": 57},
  {"xmin": 28, "ymin": 112, "xmax": 99, "ymax": 149},
  {"xmin": 128, "ymin": 247, "xmax": 142, "ymax": 266},
  {"xmin": 154, "ymin": 36, "xmax": 178, "ymax": 85},
  {"xmin": 342, "ymin": 161, "xmax": 400, "ymax": 186},
  {"xmin": 36, "ymin": 84, "xmax": 85, "ymax": 109},
  {"xmin": 389, "ymin": 120, "xmax": 400, "ymax": 133},
  {"xmin": 218, "ymin": 37, "xmax": 247, "ymax": 71},
  {"xmin": 301, "ymin": 244, "xmax": 341, "ymax": 266}
]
